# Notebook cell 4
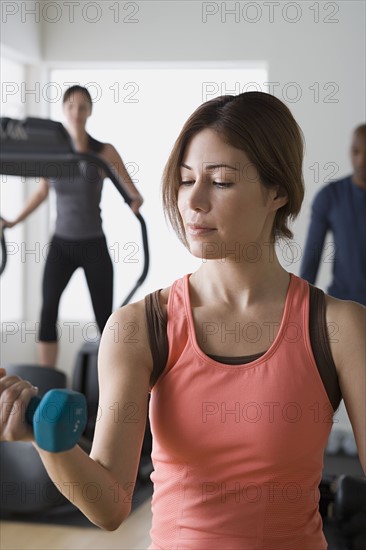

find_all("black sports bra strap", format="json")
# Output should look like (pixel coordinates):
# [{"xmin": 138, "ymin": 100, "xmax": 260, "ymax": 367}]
[{"xmin": 308, "ymin": 283, "xmax": 342, "ymax": 411}]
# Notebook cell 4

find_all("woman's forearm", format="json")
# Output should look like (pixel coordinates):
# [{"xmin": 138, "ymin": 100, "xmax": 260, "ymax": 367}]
[{"xmin": 36, "ymin": 443, "xmax": 131, "ymax": 530}]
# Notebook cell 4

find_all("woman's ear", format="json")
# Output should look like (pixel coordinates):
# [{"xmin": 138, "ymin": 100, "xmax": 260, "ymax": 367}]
[{"xmin": 272, "ymin": 185, "xmax": 288, "ymax": 210}]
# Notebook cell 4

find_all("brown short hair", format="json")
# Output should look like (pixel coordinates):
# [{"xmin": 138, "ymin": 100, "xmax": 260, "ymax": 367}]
[{"xmin": 162, "ymin": 92, "xmax": 305, "ymax": 244}]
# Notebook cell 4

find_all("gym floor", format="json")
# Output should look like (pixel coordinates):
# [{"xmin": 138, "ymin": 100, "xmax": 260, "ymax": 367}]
[{"xmin": 0, "ymin": 497, "xmax": 152, "ymax": 550}]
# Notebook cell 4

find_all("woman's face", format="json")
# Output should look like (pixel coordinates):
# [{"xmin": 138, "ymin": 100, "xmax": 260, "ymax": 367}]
[
  {"xmin": 178, "ymin": 128, "xmax": 287, "ymax": 261},
  {"xmin": 63, "ymin": 91, "xmax": 92, "ymax": 130}
]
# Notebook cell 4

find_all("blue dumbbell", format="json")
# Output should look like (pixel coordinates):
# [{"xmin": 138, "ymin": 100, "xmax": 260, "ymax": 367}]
[{"xmin": 25, "ymin": 389, "xmax": 87, "ymax": 452}]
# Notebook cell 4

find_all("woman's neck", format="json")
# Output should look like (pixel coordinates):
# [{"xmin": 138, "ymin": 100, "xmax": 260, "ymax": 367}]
[
  {"xmin": 67, "ymin": 128, "xmax": 89, "ymax": 152},
  {"xmin": 190, "ymin": 251, "xmax": 290, "ymax": 309}
]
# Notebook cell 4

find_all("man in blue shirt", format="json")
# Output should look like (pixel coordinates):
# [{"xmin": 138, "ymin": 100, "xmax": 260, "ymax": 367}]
[{"xmin": 300, "ymin": 124, "xmax": 366, "ymax": 305}]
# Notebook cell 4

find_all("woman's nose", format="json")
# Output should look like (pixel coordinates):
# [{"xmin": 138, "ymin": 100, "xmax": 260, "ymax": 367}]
[{"xmin": 187, "ymin": 179, "xmax": 211, "ymax": 212}]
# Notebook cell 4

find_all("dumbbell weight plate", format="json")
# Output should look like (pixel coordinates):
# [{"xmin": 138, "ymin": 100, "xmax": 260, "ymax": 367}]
[{"xmin": 26, "ymin": 389, "xmax": 87, "ymax": 452}]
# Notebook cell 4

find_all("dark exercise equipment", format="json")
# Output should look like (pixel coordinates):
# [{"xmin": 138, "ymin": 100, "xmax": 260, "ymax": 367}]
[
  {"xmin": 0, "ymin": 117, "xmax": 153, "ymax": 523},
  {"xmin": 322, "ymin": 475, "xmax": 366, "ymax": 550},
  {"xmin": 0, "ymin": 219, "xmax": 7, "ymax": 276}
]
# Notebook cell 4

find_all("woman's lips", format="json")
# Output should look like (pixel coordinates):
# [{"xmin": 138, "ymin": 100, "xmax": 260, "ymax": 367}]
[{"xmin": 186, "ymin": 224, "xmax": 216, "ymax": 236}]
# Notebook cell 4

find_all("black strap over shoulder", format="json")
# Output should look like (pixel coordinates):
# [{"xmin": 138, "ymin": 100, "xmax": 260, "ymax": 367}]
[
  {"xmin": 308, "ymin": 284, "xmax": 342, "ymax": 411},
  {"xmin": 145, "ymin": 290, "xmax": 168, "ymax": 388}
]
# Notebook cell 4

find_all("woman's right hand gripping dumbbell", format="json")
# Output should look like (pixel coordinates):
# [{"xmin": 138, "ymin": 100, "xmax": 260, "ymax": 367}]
[
  {"xmin": 0, "ymin": 367, "xmax": 39, "ymax": 443},
  {"xmin": 0, "ymin": 367, "xmax": 87, "ymax": 452}
]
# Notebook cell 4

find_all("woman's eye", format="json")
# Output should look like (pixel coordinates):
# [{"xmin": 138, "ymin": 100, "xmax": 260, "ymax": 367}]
[
  {"xmin": 179, "ymin": 180, "xmax": 233, "ymax": 188},
  {"xmin": 213, "ymin": 181, "xmax": 233, "ymax": 188}
]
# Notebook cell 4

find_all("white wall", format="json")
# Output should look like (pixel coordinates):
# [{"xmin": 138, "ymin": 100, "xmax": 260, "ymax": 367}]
[
  {"xmin": 39, "ymin": 0, "xmax": 365, "ymax": 285},
  {"xmin": 0, "ymin": 0, "xmax": 42, "ymax": 62},
  {"xmin": 1, "ymin": 1, "xmax": 365, "ymax": 431}
]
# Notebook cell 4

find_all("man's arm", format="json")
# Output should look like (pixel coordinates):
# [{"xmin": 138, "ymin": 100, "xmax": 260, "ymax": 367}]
[{"xmin": 300, "ymin": 187, "xmax": 330, "ymax": 284}]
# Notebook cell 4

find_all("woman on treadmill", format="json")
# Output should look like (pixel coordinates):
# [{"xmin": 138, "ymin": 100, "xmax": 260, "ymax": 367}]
[{"xmin": 1, "ymin": 85, "xmax": 143, "ymax": 368}]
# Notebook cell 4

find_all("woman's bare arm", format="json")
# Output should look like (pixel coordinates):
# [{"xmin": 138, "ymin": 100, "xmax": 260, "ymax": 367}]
[
  {"xmin": 326, "ymin": 296, "xmax": 366, "ymax": 475},
  {"xmin": 1, "ymin": 300, "xmax": 153, "ymax": 530},
  {"xmin": 100, "ymin": 143, "xmax": 143, "ymax": 213}
]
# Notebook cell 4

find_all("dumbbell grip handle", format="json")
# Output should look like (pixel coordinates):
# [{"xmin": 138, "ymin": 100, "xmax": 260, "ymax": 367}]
[{"xmin": 25, "ymin": 396, "xmax": 42, "ymax": 426}]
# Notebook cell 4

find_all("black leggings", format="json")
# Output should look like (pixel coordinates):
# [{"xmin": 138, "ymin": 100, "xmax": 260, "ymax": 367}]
[{"xmin": 39, "ymin": 235, "xmax": 113, "ymax": 342}]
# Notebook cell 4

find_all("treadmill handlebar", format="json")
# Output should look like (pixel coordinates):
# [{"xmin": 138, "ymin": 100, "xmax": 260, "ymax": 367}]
[
  {"xmin": 0, "ymin": 218, "xmax": 7, "ymax": 277},
  {"xmin": 1, "ymin": 118, "xmax": 133, "ymax": 206}
]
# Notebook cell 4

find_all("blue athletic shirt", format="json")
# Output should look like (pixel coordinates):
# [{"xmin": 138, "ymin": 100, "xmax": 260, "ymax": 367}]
[{"xmin": 300, "ymin": 175, "xmax": 366, "ymax": 305}]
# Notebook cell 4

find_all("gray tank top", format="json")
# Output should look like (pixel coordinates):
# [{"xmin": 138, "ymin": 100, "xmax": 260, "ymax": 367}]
[{"xmin": 50, "ymin": 158, "xmax": 104, "ymax": 240}]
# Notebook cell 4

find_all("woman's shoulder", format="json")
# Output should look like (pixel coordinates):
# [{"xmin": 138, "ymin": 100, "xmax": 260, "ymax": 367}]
[
  {"xmin": 96, "ymin": 143, "xmax": 124, "ymax": 171},
  {"xmin": 106, "ymin": 299, "xmax": 147, "ymax": 336},
  {"xmin": 97, "ymin": 142, "xmax": 118, "ymax": 159},
  {"xmin": 87, "ymin": 134, "xmax": 106, "ymax": 154},
  {"xmin": 324, "ymin": 292, "xmax": 365, "ymax": 323},
  {"xmin": 98, "ymin": 142, "xmax": 113, "ymax": 153},
  {"xmin": 110, "ymin": 285, "xmax": 171, "ymax": 326},
  {"xmin": 323, "ymin": 293, "xmax": 366, "ymax": 374}
]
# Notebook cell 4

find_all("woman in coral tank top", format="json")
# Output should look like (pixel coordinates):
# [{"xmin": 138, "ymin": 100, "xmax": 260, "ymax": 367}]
[{"xmin": 1, "ymin": 92, "xmax": 365, "ymax": 549}]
